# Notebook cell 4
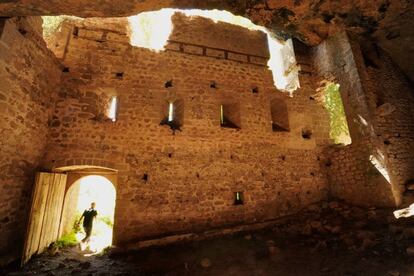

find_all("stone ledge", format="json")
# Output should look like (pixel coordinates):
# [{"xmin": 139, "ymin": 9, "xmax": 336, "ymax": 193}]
[{"xmin": 119, "ymin": 203, "xmax": 321, "ymax": 251}]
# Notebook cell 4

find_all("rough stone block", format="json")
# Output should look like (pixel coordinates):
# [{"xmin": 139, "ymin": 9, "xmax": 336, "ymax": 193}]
[
  {"xmin": 183, "ymin": 44, "xmax": 203, "ymax": 55},
  {"xmin": 206, "ymin": 48, "xmax": 225, "ymax": 59},
  {"xmin": 228, "ymin": 52, "xmax": 248, "ymax": 62},
  {"xmin": 106, "ymin": 32, "xmax": 127, "ymax": 43},
  {"xmin": 250, "ymin": 56, "xmax": 268, "ymax": 65},
  {"xmin": 165, "ymin": 42, "xmax": 181, "ymax": 51},
  {"xmin": 78, "ymin": 28, "xmax": 103, "ymax": 41}
]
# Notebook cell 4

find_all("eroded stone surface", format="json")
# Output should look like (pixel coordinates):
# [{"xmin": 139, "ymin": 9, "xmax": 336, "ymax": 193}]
[{"xmin": 0, "ymin": 17, "xmax": 61, "ymax": 265}]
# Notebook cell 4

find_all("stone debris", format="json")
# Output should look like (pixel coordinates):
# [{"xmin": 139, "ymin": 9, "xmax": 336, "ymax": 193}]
[
  {"xmin": 406, "ymin": 246, "xmax": 414, "ymax": 256},
  {"xmin": 79, "ymin": 261, "xmax": 91, "ymax": 269},
  {"xmin": 200, "ymin": 258, "xmax": 212, "ymax": 268},
  {"xmin": 268, "ymin": 246, "xmax": 280, "ymax": 255},
  {"xmin": 272, "ymin": 200, "xmax": 414, "ymax": 254}
]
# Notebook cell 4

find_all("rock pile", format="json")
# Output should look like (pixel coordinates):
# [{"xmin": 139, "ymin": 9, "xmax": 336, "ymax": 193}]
[{"xmin": 271, "ymin": 200, "xmax": 414, "ymax": 255}]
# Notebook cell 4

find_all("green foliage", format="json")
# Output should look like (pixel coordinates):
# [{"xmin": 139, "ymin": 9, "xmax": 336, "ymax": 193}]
[
  {"xmin": 98, "ymin": 216, "xmax": 114, "ymax": 227},
  {"xmin": 323, "ymin": 83, "xmax": 351, "ymax": 144},
  {"xmin": 72, "ymin": 212, "xmax": 82, "ymax": 233},
  {"xmin": 42, "ymin": 16, "xmax": 77, "ymax": 38},
  {"xmin": 42, "ymin": 16, "xmax": 65, "ymax": 38},
  {"xmin": 55, "ymin": 232, "xmax": 78, "ymax": 248}
]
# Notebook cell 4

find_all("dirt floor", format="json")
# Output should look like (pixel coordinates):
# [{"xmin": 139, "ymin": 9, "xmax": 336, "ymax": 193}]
[{"xmin": 2, "ymin": 201, "xmax": 414, "ymax": 276}]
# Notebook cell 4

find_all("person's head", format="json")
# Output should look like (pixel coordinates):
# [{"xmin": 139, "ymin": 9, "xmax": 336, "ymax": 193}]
[{"xmin": 91, "ymin": 202, "xmax": 96, "ymax": 209}]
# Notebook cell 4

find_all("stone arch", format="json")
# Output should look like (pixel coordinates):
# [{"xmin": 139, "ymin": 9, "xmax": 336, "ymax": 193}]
[
  {"xmin": 52, "ymin": 159, "xmax": 117, "ymax": 172},
  {"xmin": 59, "ymin": 170, "xmax": 118, "ymax": 250}
]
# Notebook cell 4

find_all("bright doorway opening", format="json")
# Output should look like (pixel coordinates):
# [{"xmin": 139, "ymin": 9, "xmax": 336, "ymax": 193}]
[{"xmin": 60, "ymin": 175, "xmax": 116, "ymax": 255}]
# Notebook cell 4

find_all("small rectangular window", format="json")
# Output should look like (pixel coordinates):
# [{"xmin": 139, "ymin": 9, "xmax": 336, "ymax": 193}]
[
  {"xmin": 160, "ymin": 99, "xmax": 183, "ymax": 131},
  {"xmin": 234, "ymin": 192, "xmax": 244, "ymax": 205},
  {"xmin": 108, "ymin": 96, "xmax": 117, "ymax": 122},
  {"xmin": 270, "ymin": 98, "xmax": 289, "ymax": 132},
  {"xmin": 220, "ymin": 103, "xmax": 241, "ymax": 129},
  {"xmin": 0, "ymin": 19, "xmax": 6, "ymax": 38},
  {"xmin": 168, "ymin": 102, "xmax": 174, "ymax": 122}
]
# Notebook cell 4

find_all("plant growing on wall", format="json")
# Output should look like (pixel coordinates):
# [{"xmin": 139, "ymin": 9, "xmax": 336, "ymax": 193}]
[{"xmin": 323, "ymin": 83, "xmax": 351, "ymax": 145}]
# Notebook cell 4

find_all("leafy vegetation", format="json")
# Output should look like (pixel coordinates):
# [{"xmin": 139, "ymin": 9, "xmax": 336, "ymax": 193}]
[
  {"xmin": 98, "ymin": 216, "xmax": 114, "ymax": 227},
  {"xmin": 42, "ymin": 16, "xmax": 65, "ymax": 38},
  {"xmin": 55, "ymin": 232, "xmax": 78, "ymax": 248},
  {"xmin": 42, "ymin": 16, "xmax": 77, "ymax": 38},
  {"xmin": 323, "ymin": 83, "xmax": 351, "ymax": 144}
]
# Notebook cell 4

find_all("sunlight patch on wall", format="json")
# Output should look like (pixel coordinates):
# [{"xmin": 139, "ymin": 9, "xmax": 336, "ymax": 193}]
[
  {"xmin": 369, "ymin": 151, "xmax": 391, "ymax": 183},
  {"xmin": 127, "ymin": 9, "xmax": 299, "ymax": 93},
  {"xmin": 394, "ymin": 203, "xmax": 414, "ymax": 219}
]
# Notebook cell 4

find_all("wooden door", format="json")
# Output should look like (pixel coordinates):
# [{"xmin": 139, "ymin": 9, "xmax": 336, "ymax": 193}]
[{"xmin": 21, "ymin": 172, "xmax": 67, "ymax": 265}]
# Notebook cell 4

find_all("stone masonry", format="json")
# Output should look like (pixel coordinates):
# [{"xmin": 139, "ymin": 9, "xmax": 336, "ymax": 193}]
[
  {"xmin": 0, "ymin": 10, "xmax": 413, "ymax": 265},
  {"xmin": 43, "ymin": 13, "xmax": 331, "ymax": 247},
  {"xmin": 0, "ymin": 17, "xmax": 61, "ymax": 264}
]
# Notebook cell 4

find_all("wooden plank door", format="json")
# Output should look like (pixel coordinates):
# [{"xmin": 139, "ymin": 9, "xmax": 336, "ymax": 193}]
[{"xmin": 21, "ymin": 172, "xmax": 67, "ymax": 266}]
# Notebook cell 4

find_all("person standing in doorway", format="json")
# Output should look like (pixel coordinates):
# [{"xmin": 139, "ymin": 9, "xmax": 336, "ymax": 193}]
[{"xmin": 77, "ymin": 202, "xmax": 98, "ymax": 244}]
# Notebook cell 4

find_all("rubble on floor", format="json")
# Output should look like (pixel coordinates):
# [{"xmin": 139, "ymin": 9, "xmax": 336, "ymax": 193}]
[{"xmin": 2, "ymin": 200, "xmax": 414, "ymax": 275}]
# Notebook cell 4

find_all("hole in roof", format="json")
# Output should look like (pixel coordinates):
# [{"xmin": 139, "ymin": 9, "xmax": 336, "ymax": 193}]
[
  {"xmin": 42, "ymin": 10, "xmax": 300, "ymax": 94},
  {"xmin": 127, "ymin": 9, "xmax": 299, "ymax": 94}
]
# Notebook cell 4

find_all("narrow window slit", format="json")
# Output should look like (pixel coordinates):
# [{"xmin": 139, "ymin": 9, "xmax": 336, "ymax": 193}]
[
  {"xmin": 168, "ymin": 102, "xmax": 174, "ymax": 122},
  {"xmin": 108, "ymin": 96, "xmax": 118, "ymax": 122},
  {"xmin": 160, "ymin": 98, "xmax": 183, "ymax": 132},
  {"xmin": 234, "ymin": 192, "xmax": 244, "ymax": 205}
]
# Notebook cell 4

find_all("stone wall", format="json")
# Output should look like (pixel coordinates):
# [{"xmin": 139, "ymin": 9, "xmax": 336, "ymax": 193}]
[
  {"xmin": 313, "ymin": 31, "xmax": 395, "ymax": 207},
  {"xmin": 314, "ymin": 31, "xmax": 414, "ymax": 207},
  {"xmin": 360, "ymin": 45, "xmax": 414, "ymax": 206},
  {"xmin": 43, "ymin": 14, "xmax": 331, "ymax": 247},
  {"xmin": 0, "ymin": 17, "xmax": 61, "ymax": 264},
  {"xmin": 4, "ymin": 12, "xmax": 411, "ymax": 266}
]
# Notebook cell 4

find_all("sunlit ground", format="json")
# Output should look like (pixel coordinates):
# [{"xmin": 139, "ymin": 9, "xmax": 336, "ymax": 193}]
[
  {"xmin": 394, "ymin": 203, "xmax": 414, "ymax": 219},
  {"xmin": 74, "ymin": 175, "xmax": 116, "ymax": 255}
]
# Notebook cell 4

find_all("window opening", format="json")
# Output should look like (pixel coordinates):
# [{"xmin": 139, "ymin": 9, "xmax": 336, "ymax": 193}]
[
  {"xmin": 220, "ymin": 103, "xmax": 240, "ymax": 129},
  {"xmin": 220, "ymin": 105, "xmax": 224, "ymax": 125},
  {"xmin": 108, "ymin": 96, "xmax": 117, "ymax": 122},
  {"xmin": 168, "ymin": 102, "xmax": 174, "ymax": 122},
  {"xmin": 234, "ymin": 192, "xmax": 244, "ymax": 205},
  {"xmin": 270, "ymin": 98, "xmax": 289, "ymax": 132},
  {"xmin": 160, "ymin": 98, "xmax": 183, "ymax": 132},
  {"xmin": 322, "ymin": 82, "xmax": 351, "ymax": 145}
]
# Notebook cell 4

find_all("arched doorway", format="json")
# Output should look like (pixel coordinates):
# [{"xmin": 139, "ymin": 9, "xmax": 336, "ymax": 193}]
[{"xmin": 60, "ymin": 174, "xmax": 116, "ymax": 253}]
